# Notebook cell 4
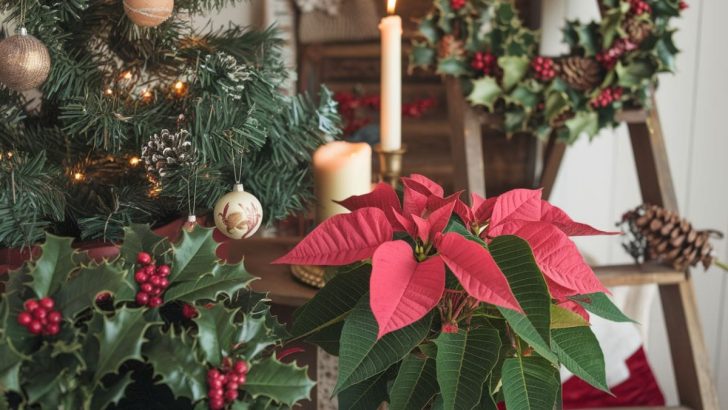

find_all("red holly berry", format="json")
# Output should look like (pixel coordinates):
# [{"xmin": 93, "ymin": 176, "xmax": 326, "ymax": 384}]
[
  {"xmin": 141, "ymin": 283, "xmax": 154, "ymax": 294},
  {"xmin": 628, "ymin": 0, "xmax": 652, "ymax": 15},
  {"xmin": 182, "ymin": 303, "xmax": 199, "ymax": 319},
  {"xmin": 48, "ymin": 311, "xmax": 62, "ymax": 323},
  {"xmin": 33, "ymin": 307, "xmax": 47, "ymax": 319},
  {"xmin": 135, "ymin": 270, "xmax": 148, "ymax": 283},
  {"xmin": 224, "ymin": 389, "xmax": 238, "ymax": 401},
  {"xmin": 24, "ymin": 299, "xmax": 39, "ymax": 312},
  {"xmin": 471, "ymin": 51, "xmax": 498, "ymax": 76},
  {"xmin": 137, "ymin": 252, "xmax": 152, "ymax": 265},
  {"xmin": 39, "ymin": 297, "xmax": 55, "ymax": 310},
  {"xmin": 29, "ymin": 321, "xmax": 43, "ymax": 335},
  {"xmin": 17, "ymin": 311, "xmax": 32, "ymax": 326},
  {"xmin": 144, "ymin": 265, "xmax": 155, "ymax": 275},
  {"xmin": 596, "ymin": 39, "xmax": 637, "ymax": 69},
  {"xmin": 96, "ymin": 292, "xmax": 112, "ymax": 304},
  {"xmin": 450, "ymin": 0, "xmax": 466, "ymax": 10},
  {"xmin": 233, "ymin": 360, "xmax": 248, "ymax": 375},
  {"xmin": 532, "ymin": 56, "xmax": 557, "ymax": 81},
  {"xmin": 159, "ymin": 278, "xmax": 169, "ymax": 288},
  {"xmin": 679, "ymin": 1, "xmax": 688, "ymax": 10},
  {"xmin": 46, "ymin": 323, "xmax": 60, "ymax": 336},
  {"xmin": 136, "ymin": 292, "xmax": 150, "ymax": 305},
  {"xmin": 591, "ymin": 87, "xmax": 624, "ymax": 108},
  {"xmin": 208, "ymin": 369, "xmax": 221, "ymax": 380},
  {"xmin": 148, "ymin": 296, "xmax": 163, "ymax": 308},
  {"xmin": 156, "ymin": 265, "xmax": 171, "ymax": 277}
]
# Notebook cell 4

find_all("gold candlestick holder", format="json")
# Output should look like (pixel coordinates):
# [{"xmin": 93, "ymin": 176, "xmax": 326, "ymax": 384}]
[{"xmin": 375, "ymin": 144, "xmax": 407, "ymax": 188}]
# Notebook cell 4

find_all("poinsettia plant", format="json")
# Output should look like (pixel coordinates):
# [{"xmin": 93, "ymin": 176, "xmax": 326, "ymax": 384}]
[
  {"xmin": 0, "ymin": 225, "xmax": 314, "ymax": 410},
  {"xmin": 276, "ymin": 174, "xmax": 634, "ymax": 409}
]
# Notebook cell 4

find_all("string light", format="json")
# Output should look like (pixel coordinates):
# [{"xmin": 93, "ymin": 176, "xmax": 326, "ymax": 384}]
[
  {"xmin": 105, "ymin": 88, "xmax": 113, "ymax": 96},
  {"xmin": 73, "ymin": 172, "xmax": 85, "ymax": 182},
  {"xmin": 129, "ymin": 156, "xmax": 141, "ymax": 166},
  {"xmin": 141, "ymin": 89, "xmax": 153, "ymax": 101},
  {"xmin": 173, "ymin": 80, "xmax": 188, "ymax": 96},
  {"xmin": 122, "ymin": 71, "xmax": 132, "ymax": 80}
]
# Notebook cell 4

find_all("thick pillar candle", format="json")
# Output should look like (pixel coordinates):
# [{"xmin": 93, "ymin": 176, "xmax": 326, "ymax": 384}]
[
  {"xmin": 313, "ymin": 141, "xmax": 372, "ymax": 222},
  {"xmin": 379, "ymin": 0, "xmax": 402, "ymax": 151}
]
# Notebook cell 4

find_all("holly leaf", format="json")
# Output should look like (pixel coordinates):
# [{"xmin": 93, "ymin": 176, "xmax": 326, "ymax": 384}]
[
  {"xmin": 564, "ymin": 111, "xmax": 599, "ymax": 143},
  {"xmin": 339, "ymin": 370, "xmax": 392, "ymax": 410},
  {"xmin": 616, "ymin": 60, "xmax": 657, "ymax": 89},
  {"xmin": 437, "ymin": 58, "xmax": 467, "ymax": 76},
  {"xmin": 236, "ymin": 313, "xmax": 280, "ymax": 359},
  {"xmin": 494, "ymin": 221, "xmax": 608, "ymax": 299},
  {"xmin": 90, "ymin": 372, "xmax": 134, "ymax": 410},
  {"xmin": 655, "ymin": 30, "xmax": 680, "ymax": 72},
  {"xmin": 291, "ymin": 265, "xmax": 371, "ymax": 340},
  {"xmin": 411, "ymin": 43, "xmax": 437, "ymax": 69},
  {"xmin": 371, "ymin": 241, "xmax": 445, "ymax": 339},
  {"xmin": 434, "ymin": 327, "xmax": 501, "ymax": 410},
  {"xmin": 120, "ymin": 224, "xmax": 170, "ymax": 267},
  {"xmin": 273, "ymin": 208, "xmax": 392, "ymax": 266},
  {"xmin": 23, "ymin": 346, "xmax": 82, "ymax": 407},
  {"xmin": 390, "ymin": 354, "xmax": 438, "ymax": 410},
  {"xmin": 467, "ymin": 77, "xmax": 502, "ymax": 111},
  {"xmin": 544, "ymin": 90, "xmax": 570, "ymax": 125},
  {"xmin": 171, "ymin": 226, "xmax": 219, "ymax": 283},
  {"xmin": 143, "ymin": 328, "xmax": 207, "ymax": 402},
  {"xmin": 193, "ymin": 303, "xmax": 242, "ymax": 366},
  {"xmin": 552, "ymin": 326, "xmax": 609, "ymax": 392},
  {"xmin": 29, "ymin": 234, "xmax": 77, "ymax": 298},
  {"xmin": 0, "ymin": 341, "xmax": 22, "ymax": 392},
  {"xmin": 508, "ymin": 84, "xmax": 539, "ymax": 112},
  {"xmin": 93, "ymin": 307, "xmax": 161, "ymax": 385},
  {"xmin": 569, "ymin": 293, "xmax": 635, "ymax": 323},
  {"xmin": 165, "ymin": 262, "xmax": 255, "ymax": 304},
  {"xmin": 54, "ymin": 261, "xmax": 133, "ymax": 317},
  {"xmin": 501, "ymin": 356, "xmax": 560, "ymax": 410},
  {"xmin": 436, "ymin": 233, "xmax": 521, "ymax": 312},
  {"xmin": 574, "ymin": 21, "xmax": 602, "ymax": 56},
  {"xmin": 335, "ymin": 296, "xmax": 432, "ymax": 394},
  {"xmin": 245, "ymin": 357, "xmax": 315, "ymax": 407},
  {"xmin": 600, "ymin": 9, "xmax": 623, "ymax": 49},
  {"xmin": 498, "ymin": 56, "xmax": 530, "ymax": 91},
  {"xmin": 418, "ymin": 18, "xmax": 439, "ymax": 45}
]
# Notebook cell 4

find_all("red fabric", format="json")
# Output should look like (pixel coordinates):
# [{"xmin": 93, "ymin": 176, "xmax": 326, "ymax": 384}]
[{"xmin": 562, "ymin": 347, "xmax": 665, "ymax": 408}]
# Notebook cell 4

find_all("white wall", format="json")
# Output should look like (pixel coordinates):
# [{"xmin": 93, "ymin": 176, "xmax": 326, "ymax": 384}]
[{"xmin": 542, "ymin": 0, "xmax": 728, "ymax": 406}]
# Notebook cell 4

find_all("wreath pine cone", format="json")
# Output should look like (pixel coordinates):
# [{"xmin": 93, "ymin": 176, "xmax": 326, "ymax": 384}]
[
  {"xmin": 558, "ymin": 57, "xmax": 602, "ymax": 91},
  {"xmin": 438, "ymin": 34, "xmax": 465, "ymax": 59},
  {"xmin": 623, "ymin": 17, "xmax": 653, "ymax": 45},
  {"xmin": 620, "ymin": 204, "xmax": 719, "ymax": 271}
]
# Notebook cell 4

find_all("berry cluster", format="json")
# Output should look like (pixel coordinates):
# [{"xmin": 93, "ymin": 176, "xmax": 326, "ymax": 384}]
[
  {"xmin": 531, "ymin": 56, "xmax": 557, "ymax": 81},
  {"xmin": 596, "ymin": 38, "xmax": 637, "ymax": 69},
  {"xmin": 591, "ymin": 87, "xmax": 624, "ymax": 108},
  {"xmin": 471, "ymin": 51, "xmax": 497, "ymax": 76},
  {"xmin": 134, "ymin": 252, "xmax": 170, "ymax": 308},
  {"xmin": 17, "ymin": 297, "xmax": 62, "ymax": 336},
  {"xmin": 450, "ymin": 0, "xmax": 466, "ymax": 10},
  {"xmin": 628, "ymin": 0, "xmax": 652, "ymax": 15},
  {"xmin": 402, "ymin": 97, "xmax": 437, "ymax": 118},
  {"xmin": 679, "ymin": 1, "xmax": 688, "ymax": 10},
  {"xmin": 207, "ymin": 358, "xmax": 249, "ymax": 409}
]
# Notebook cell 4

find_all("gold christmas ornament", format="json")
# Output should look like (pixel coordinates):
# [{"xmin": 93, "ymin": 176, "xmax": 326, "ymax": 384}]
[
  {"xmin": 213, "ymin": 184, "xmax": 263, "ymax": 240},
  {"xmin": 0, "ymin": 28, "xmax": 51, "ymax": 92},
  {"xmin": 123, "ymin": 0, "xmax": 174, "ymax": 27}
]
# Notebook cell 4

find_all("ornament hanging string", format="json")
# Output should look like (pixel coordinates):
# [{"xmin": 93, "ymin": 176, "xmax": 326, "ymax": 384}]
[
  {"xmin": 19, "ymin": 0, "xmax": 26, "ymax": 28},
  {"xmin": 229, "ymin": 137, "xmax": 247, "ymax": 185},
  {"xmin": 185, "ymin": 164, "xmax": 198, "ymax": 217}
]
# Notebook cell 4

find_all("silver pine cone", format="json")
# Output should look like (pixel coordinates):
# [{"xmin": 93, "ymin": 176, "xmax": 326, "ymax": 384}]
[{"xmin": 141, "ymin": 129, "xmax": 196, "ymax": 179}]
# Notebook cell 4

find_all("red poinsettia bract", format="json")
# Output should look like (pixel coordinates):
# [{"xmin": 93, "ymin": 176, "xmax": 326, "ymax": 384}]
[{"xmin": 274, "ymin": 175, "xmax": 616, "ymax": 339}]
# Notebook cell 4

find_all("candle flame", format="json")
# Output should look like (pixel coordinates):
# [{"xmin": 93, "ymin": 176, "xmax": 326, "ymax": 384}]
[{"xmin": 387, "ymin": 0, "xmax": 397, "ymax": 14}]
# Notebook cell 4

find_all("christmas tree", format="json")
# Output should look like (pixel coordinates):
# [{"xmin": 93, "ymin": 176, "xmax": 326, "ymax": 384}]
[{"xmin": 0, "ymin": 0, "xmax": 340, "ymax": 247}]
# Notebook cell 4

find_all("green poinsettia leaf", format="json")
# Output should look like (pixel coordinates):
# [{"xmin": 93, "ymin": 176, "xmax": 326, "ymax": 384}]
[
  {"xmin": 193, "ymin": 303, "xmax": 246, "ymax": 366},
  {"xmin": 171, "ymin": 226, "xmax": 219, "ymax": 283},
  {"xmin": 338, "ymin": 370, "xmax": 392, "ymax": 410},
  {"xmin": 434, "ymin": 327, "xmax": 501, "ymax": 410},
  {"xmin": 544, "ymin": 90, "xmax": 570, "ymax": 125},
  {"xmin": 498, "ymin": 56, "xmax": 530, "ymax": 91},
  {"xmin": 499, "ymin": 309, "xmax": 558, "ymax": 365},
  {"xmin": 390, "ymin": 354, "xmax": 438, "ymax": 410},
  {"xmin": 550, "ymin": 304, "xmax": 590, "ymax": 329},
  {"xmin": 305, "ymin": 322, "xmax": 343, "ymax": 355},
  {"xmin": 552, "ymin": 326, "xmax": 609, "ymax": 392},
  {"xmin": 120, "ymin": 224, "xmax": 170, "ymax": 267},
  {"xmin": 90, "ymin": 371, "xmax": 134, "ymax": 410},
  {"xmin": 616, "ymin": 60, "xmax": 658, "ymax": 89},
  {"xmin": 467, "ymin": 77, "xmax": 502, "ymax": 110},
  {"xmin": 411, "ymin": 43, "xmax": 437, "ymax": 69},
  {"xmin": 165, "ymin": 262, "xmax": 255, "ymax": 304},
  {"xmin": 335, "ymin": 296, "xmax": 432, "ymax": 394},
  {"xmin": 569, "ymin": 293, "xmax": 635, "ymax": 323},
  {"xmin": 143, "ymin": 328, "xmax": 207, "ymax": 402},
  {"xmin": 565, "ymin": 111, "xmax": 599, "ymax": 142},
  {"xmin": 55, "ymin": 261, "xmax": 133, "ymax": 317},
  {"xmin": 93, "ymin": 307, "xmax": 161, "ymax": 385},
  {"xmin": 291, "ymin": 265, "xmax": 370, "ymax": 340},
  {"xmin": 501, "ymin": 356, "xmax": 560, "ymax": 410},
  {"xmin": 29, "ymin": 234, "xmax": 77, "ymax": 298},
  {"xmin": 490, "ymin": 236, "xmax": 551, "ymax": 344},
  {"xmin": 245, "ymin": 357, "xmax": 315, "ymax": 407}
]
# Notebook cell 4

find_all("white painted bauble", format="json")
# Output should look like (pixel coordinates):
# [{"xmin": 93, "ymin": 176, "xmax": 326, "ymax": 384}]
[
  {"xmin": 123, "ymin": 0, "xmax": 174, "ymax": 27},
  {"xmin": 213, "ymin": 184, "xmax": 263, "ymax": 240}
]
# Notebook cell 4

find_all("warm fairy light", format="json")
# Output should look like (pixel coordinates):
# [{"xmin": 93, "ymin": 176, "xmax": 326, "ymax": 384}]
[
  {"xmin": 105, "ymin": 88, "xmax": 113, "ymax": 96},
  {"xmin": 141, "ymin": 89, "xmax": 153, "ymax": 100},
  {"xmin": 387, "ymin": 0, "xmax": 397, "ymax": 14},
  {"xmin": 173, "ymin": 80, "xmax": 187, "ymax": 96},
  {"xmin": 174, "ymin": 80, "xmax": 184, "ymax": 90},
  {"xmin": 129, "ymin": 156, "xmax": 141, "ymax": 166},
  {"xmin": 73, "ymin": 172, "xmax": 84, "ymax": 181},
  {"xmin": 122, "ymin": 71, "xmax": 132, "ymax": 80}
]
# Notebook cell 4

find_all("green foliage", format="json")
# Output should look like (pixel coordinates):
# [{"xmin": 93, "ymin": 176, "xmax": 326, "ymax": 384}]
[
  {"xmin": 0, "ymin": 0, "xmax": 341, "ymax": 247},
  {"xmin": 0, "ymin": 226, "xmax": 313, "ymax": 409},
  {"xmin": 389, "ymin": 355, "xmax": 438, "ymax": 410},
  {"xmin": 501, "ymin": 356, "xmax": 560, "ymax": 410},
  {"xmin": 411, "ymin": 0, "xmax": 682, "ymax": 143},
  {"xmin": 570, "ymin": 292, "xmax": 635, "ymax": 323}
]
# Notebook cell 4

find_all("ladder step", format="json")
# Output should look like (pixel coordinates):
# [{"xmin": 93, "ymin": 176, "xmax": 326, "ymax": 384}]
[
  {"xmin": 615, "ymin": 109, "xmax": 649, "ymax": 123},
  {"xmin": 594, "ymin": 262, "xmax": 687, "ymax": 287}
]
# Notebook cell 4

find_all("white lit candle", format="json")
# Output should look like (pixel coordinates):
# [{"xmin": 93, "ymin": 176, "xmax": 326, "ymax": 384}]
[
  {"xmin": 313, "ymin": 141, "xmax": 373, "ymax": 222},
  {"xmin": 379, "ymin": 0, "xmax": 402, "ymax": 151}
]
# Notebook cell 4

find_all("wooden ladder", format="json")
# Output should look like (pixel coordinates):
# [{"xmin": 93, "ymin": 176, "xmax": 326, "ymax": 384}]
[{"xmin": 444, "ymin": 80, "xmax": 720, "ymax": 409}]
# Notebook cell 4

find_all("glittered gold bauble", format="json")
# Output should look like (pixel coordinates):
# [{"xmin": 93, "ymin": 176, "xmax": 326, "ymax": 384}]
[
  {"xmin": 0, "ymin": 28, "xmax": 51, "ymax": 92},
  {"xmin": 123, "ymin": 0, "xmax": 174, "ymax": 27},
  {"xmin": 213, "ymin": 184, "xmax": 263, "ymax": 240}
]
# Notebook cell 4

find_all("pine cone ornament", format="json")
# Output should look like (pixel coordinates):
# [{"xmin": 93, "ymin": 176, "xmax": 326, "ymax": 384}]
[
  {"xmin": 438, "ymin": 35, "xmax": 465, "ymax": 59},
  {"xmin": 623, "ymin": 17, "xmax": 653, "ymax": 45},
  {"xmin": 558, "ymin": 57, "xmax": 602, "ymax": 91},
  {"xmin": 619, "ymin": 204, "xmax": 721, "ymax": 271},
  {"xmin": 141, "ymin": 129, "xmax": 196, "ymax": 179}
]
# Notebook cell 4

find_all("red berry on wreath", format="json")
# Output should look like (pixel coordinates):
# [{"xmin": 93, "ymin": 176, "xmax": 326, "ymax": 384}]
[
  {"xmin": 135, "ymin": 270, "xmax": 148, "ymax": 283},
  {"xmin": 137, "ymin": 251, "xmax": 152, "ymax": 265},
  {"xmin": 224, "ymin": 389, "xmax": 238, "ymax": 401},
  {"xmin": 29, "ymin": 321, "xmax": 44, "ymax": 335},
  {"xmin": 679, "ymin": 1, "xmax": 688, "ymax": 10},
  {"xmin": 46, "ymin": 323, "xmax": 60, "ymax": 336},
  {"xmin": 33, "ymin": 307, "xmax": 47, "ymax": 319},
  {"xmin": 149, "ymin": 296, "xmax": 163, "ymax": 308},
  {"xmin": 450, "ymin": 0, "xmax": 466, "ymax": 10},
  {"xmin": 628, "ymin": 0, "xmax": 652, "ymax": 15},
  {"xmin": 233, "ymin": 360, "xmax": 248, "ymax": 375},
  {"xmin": 24, "ymin": 299, "xmax": 39, "ymax": 312},
  {"xmin": 17, "ymin": 311, "xmax": 32, "ymax": 326},
  {"xmin": 136, "ymin": 292, "xmax": 150, "ymax": 305},
  {"xmin": 471, "ymin": 51, "xmax": 497, "ymax": 76},
  {"xmin": 157, "ymin": 264, "xmax": 171, "ymax": 276},
  {"xmin": 532, "ymin": 56, "xmax": 556, "ymax": 81},
  {"xmin": 144, "ymin": 265, "xmax": 155, "ymax": 275},
  {"xmin": 39, "ymin": 297, "xmax": 55, "ymax": 310},
  {"xmin": 48, "ymin": 311, "xmax": 62, "ymax": 323}
]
